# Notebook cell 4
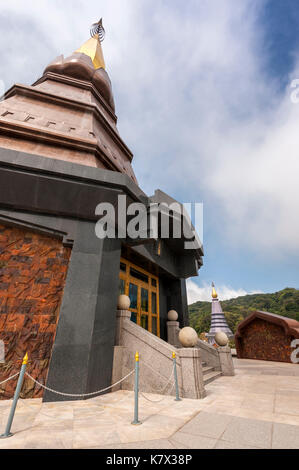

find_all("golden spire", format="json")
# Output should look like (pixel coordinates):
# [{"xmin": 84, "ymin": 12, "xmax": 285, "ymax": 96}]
[
  {"xmin": 75, "ymin": 19, "xmax": 106, "ymax": 70},
  {"xmin": 212, "ymin": 282, "xmax": 218, "ymax": 299}
]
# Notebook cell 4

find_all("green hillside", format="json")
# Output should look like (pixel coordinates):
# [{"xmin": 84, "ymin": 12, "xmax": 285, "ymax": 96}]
[{"xmin": 189, "ymin": 287, "xmax": 299, "ymax": 337}]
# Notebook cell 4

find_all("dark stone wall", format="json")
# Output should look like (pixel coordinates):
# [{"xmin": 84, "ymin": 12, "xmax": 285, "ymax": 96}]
[
  {"xmin": 237, "ymin": 318, "xmax": 295, "ymax": 363},
  {"xmin": 166, "ymin": 278, "xmax": 189, "ymax": 327},
  {"xmin": 0, "ymin": 223, "xmax": 71, "ymax": 399},
  {"xmin": 159, "ymin": 276, "xmax": 189, "ymax": 341},
  {"xmin": 158, "ymin": 278, "xmax": 168, "ymax": 341},
  {"xmin": 43, "ymin": 222, "xmax": 121, "ymax": 402}
]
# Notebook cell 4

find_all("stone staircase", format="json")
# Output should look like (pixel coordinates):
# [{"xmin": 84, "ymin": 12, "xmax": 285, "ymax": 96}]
[{"xmin": 202, "ymin": 362, "xmax": 222, "ymax": 385}]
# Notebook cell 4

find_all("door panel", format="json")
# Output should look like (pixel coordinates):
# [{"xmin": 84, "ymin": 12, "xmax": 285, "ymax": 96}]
[
  {"xmin": 129, "ymin": 283, "xmax": 138, "ymax": 309},
  {"xmin": 118, "ymin": 258, "xmax": 160, "ymax": 336}
]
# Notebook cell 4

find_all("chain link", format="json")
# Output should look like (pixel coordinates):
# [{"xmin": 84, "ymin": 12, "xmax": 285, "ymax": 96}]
[
  {"xmin": 140, "ymin": 382, "xmax": 175, "ymax": 403},
  {"xmin": 0, "ymin": 356, "xmax": 177, "ymax": 402},
  {"xmin": 25, "ymin": 369, "xmax": 134, "ymax": 398},
  {"xmin": 139, "ymin": 359, "xmax": 174, "ymax": 383},
  {"xmin": 0, "ymin": 360, "xmax": 179, "ymax": 418},
  {"xmin": 138, "ymin": 363, "xmax": 175, "ymax": 402},
  {"xmin": 145, "ymin": 365, "xmax": 174, "ymax": 394}
]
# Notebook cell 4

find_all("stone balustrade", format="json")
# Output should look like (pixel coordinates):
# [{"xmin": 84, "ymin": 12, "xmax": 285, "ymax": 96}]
[
  {"xmin": 112, "ymin": 310, "xmax": 206, "ymax": 399},
  {"xmin": 167, "ymin": 320, "xmax": 235, "ymax": 377}
]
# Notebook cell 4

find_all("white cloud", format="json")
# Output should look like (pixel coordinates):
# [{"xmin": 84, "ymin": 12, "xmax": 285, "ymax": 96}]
[{"xmin": 186, "ymin": 279, "xmax": 262, "ymax": 304}]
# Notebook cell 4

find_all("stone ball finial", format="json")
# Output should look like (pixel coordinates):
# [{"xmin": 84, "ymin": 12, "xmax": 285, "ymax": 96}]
[
  {"xmin": 179, "ymin": 327, "xmax": 198, "ymax": 348},
  {"xmin": 117, "ymin": 295, "xmax": 131, "ymax": 310},
  {"xmin": 168, "ymin": 310, "xmax": 178, "ymax": 321},
  {"xmin": 215, "ymin": 331, "xmax": 228, "ymax": 347}
]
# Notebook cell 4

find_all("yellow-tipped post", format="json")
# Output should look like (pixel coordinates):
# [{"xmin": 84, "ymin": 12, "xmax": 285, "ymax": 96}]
[
  {"xmin": 132, "ymin": 351, "xmax": 141, "ymax": 425},
  {"xmin": 1, "ymin": 353, "xmax": 29, "ymax": 438},
  {"xmin": 22, "ymin": 352, "xmax": 28, "ymax": 365}
]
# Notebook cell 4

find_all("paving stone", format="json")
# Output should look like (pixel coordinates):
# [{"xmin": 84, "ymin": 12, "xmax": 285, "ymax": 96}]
[
  {"xmin": 170, "ymin": 430, "xmax": 217, "ymax": 449},
  {"xmin": 215, "ymin": 440, "xmax": 260, "ymax": 449},
  {"xmin": 221, "ymin": 416, "xmax": 272, "ymax": 448},
  {"xmin": 73, "ymin": 426, "xmax": 121, "ymax": 449},
  {"xmin": 274, "ymin": 396, "xmax": 299, "ymax": 416},
  {"xmin": 272, "ymin": 423, "xmax": 299, "ymax": 449},
  {"xmin": 94, "ymin": 439, "xmax": 177, "ymax": 449},
  {"xmin": 179, "ymin": 411, "xmax": 233, "ymax": 439}
]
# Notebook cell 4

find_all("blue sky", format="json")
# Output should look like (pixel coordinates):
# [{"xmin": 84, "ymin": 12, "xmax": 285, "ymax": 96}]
[
  {"xmin": 187, "ymin": 0, "xmax": 299, "ymax": 300},
  {"xmin": 261, "ymin": 0, "xmax": 299, "ymax": 88},
  {"xmin": 0, "ymin": 0, "xmax": 298, "ymax": 302}
]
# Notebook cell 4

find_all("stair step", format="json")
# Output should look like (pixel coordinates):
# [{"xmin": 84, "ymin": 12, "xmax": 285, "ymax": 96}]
[
  {"xmin": 203, "ymin": 371, "xmax": 222, "ymax": 385},
  {"xmin": 202, "ymin": 366, "xmax": 215, "ymax": 375}
]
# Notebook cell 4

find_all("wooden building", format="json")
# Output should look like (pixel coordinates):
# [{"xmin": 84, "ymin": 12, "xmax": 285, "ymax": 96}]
[{"xmin": 235, "ymin": 311, "xmax": 299, "ymax": 363}]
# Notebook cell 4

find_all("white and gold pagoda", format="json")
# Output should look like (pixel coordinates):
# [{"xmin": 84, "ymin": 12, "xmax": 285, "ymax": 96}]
[{"xmin": 206, "ymin": 283, "xmax": 234, "ymax": 344}]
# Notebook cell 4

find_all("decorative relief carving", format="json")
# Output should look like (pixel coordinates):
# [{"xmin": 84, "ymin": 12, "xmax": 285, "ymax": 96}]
[{"xmin": 0, "ymin": 224, "xmax": 71, "ymax": 399}]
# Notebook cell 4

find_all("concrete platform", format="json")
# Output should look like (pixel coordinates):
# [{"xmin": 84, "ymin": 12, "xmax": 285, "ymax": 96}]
[{"xmin": 0, "ymin": 358, "xmax": 298, "ymax": 449}]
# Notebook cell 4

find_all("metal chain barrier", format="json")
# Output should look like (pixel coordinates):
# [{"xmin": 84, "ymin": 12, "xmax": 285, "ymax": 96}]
[
  {"xmin": 0, "ymin": 372, "xmax": 20, "ymax": 386},
  {"xmin": 140, "ymin": 362, "xmax": 175, "ymax": 395},
  {"xmin": 140, "ymin": 382, "xmax": 175, "ymax": 403},
  {"xmin": 140, "ymin": 359, "xmax": 173, "ymax": 383},
  {"xmin": 137, "ymin": 360, "xmax": 178, "ymax": 403},
  {"xmin": 24, "ymin": 369, "xmax": 134, "ymax": 398},
  {"xmin": 1, "ymin": 350, "xmax": 183, "ymax": 437}
]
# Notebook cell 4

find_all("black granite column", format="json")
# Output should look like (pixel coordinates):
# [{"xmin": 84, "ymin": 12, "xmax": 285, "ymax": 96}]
[
  {"xmin": 166, "ymin": 278, "xmax": 189, "ymax": 328},
  {"xmin": 43, "ymin": 221, "xmax": 121, "ymax": 402},
  {"xmin": 159, "ymin": 276, "xmax": 189, "ymax": 341}
]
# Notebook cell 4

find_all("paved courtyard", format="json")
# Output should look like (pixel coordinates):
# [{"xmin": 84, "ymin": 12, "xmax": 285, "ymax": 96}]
[{"xmin": 0, "ymin": 358, "xmax": 299, "ymax": 449}]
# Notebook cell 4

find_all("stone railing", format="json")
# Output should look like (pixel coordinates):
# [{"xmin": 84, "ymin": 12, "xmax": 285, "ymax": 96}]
[
  {"xmin": 196, "ymin": 339, "xmax": 221, "ymax": 370},
  {"xmin": 112, "ymin": 310, "xmax": 206, "ymax": 399}
]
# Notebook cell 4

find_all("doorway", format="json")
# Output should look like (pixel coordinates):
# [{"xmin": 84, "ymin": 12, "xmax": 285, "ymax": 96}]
[{"xmin": 119, "ymin": 258, "xmax": 160, "ymax": 337}]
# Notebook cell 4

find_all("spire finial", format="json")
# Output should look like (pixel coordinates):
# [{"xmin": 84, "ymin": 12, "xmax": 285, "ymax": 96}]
[
  {"xmin": 90, "ymin": 18, "xmax": 105, "ymax": 42},
  {"xmin": 75, "ymin": 18, "xmax": 106, "ymax": 69},
  {"xmin": 212, "ymin": 282, "xmax": 218, "ymax": 299}
]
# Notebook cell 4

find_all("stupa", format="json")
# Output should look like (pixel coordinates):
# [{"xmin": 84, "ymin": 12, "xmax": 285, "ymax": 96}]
[{"xmin": 206, "ymin": 283, "xmax": 234, "ymax": 345}]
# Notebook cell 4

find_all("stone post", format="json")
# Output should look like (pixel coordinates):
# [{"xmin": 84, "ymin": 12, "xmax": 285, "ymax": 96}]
[
  {"xmin": 115, "ymin": 309, "xmax": 131, "ymax": 345},
  {"xmin": 218, "ymin": 346, "xmax": 235, "ymax": 376},
  {"xmin": 178, "ymin": 348, "xmax": 206, "ymax": 399},
  {"xmin": 111, "ymin": 345, "xmax": 127, "ymax": 392},
  {"xmin": 112, "ymin": 309, "xmax": 131, "ymax": 391},
  {"xmin": 167, "ymin": 321, "xmax": 180, "ymax": 347}
]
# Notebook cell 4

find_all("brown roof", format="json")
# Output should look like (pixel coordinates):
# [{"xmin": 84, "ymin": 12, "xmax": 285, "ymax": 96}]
[{"xmin": 235, "ymin": 310, "xmax": 299, "ymax": 339}]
